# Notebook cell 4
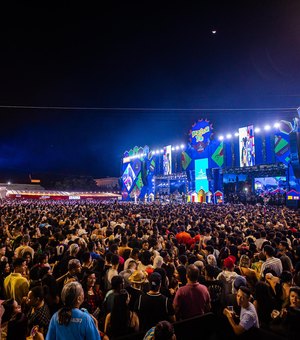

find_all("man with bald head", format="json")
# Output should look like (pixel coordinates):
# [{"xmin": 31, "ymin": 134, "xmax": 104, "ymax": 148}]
[{"xmin": 173, "ymin": 264, "xmax": 211, "ymax": 320}]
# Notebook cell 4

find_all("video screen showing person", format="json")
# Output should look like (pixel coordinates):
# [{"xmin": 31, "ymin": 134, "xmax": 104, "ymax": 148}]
[
  {"xmin": 239, "ymin": 125, "xmax": 255, "ymax": 167},
  {"xmin": 163, "ymin": 145, "xmax": 172, "ymax": 175},
  {"xmin": 122, "ymin": 163, "xmax": 136, "ymax": 191},
  {"xmin": 254, "ymin": 176, "xmax": 286, "ymax": 194}
]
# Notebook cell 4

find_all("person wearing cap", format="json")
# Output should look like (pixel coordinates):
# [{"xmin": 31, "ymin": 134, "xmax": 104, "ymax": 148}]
[
  {"xmin": 173, "ymin": 264, "xmax": 211, "ymax": 320},
  {"xmin": 224, "ymin": 275, "xmax": 247, "ymax": 316},
  {"xmin": 127, "ymin": 269, "xmax": 146, "ymax": 311},
  {"xmin": 223, "ymin": 286, "xmax": 259, "ymax": 336},
  {"xmin": 217, "ymin": 256, "xmax": 238, "ymax": 295},
  {"xmin": 135, "ymin": 272, "xmax": 175, "ymax": 332}
]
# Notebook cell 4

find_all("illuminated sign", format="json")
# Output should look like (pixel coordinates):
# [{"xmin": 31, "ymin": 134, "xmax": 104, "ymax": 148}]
[
  {"xmin": 288, "ymin": 195, "xmax": 299, "ymax": 200},
  {"xmin": 195, "ymin": 158, "xmax": 209, "ymax": 192},
  {"xmin": 192, "ymin": 126, "xmax": 210, "ymax": 142},
  {"xmin": 189, "ymin": 119, "xmax": 213, "ymax": 153}
]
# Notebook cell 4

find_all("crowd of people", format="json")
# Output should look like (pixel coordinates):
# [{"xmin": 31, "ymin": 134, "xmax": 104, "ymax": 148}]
[{"xmin": 0, "ymin": 199, "xmax": 299, "ymax": 340}]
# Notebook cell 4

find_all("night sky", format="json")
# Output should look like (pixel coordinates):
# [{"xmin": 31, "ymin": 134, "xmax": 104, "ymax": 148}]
[{"xmin": 0, "ymin": 1, "xmax": 300, "ymax": 181}]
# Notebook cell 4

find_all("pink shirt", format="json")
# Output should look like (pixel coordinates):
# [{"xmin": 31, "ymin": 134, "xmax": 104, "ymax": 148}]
[{"xmin": 173, "ymin": 282, "xmax": 210, "ymax": 320}]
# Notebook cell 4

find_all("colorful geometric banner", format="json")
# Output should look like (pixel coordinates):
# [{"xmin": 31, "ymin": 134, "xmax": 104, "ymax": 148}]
[
  {"xmin": 211, "ymin": 142, "xmax": 224, "ymax": 167},
  {"xmin": 181, "ymin": 151, "xmax": 192, "ymax": 170},
  {"xmin": 135, "ymin": 173, "xmax": 144, "ymax": 189},
  {"xmin": 274, "ymin": 134, "xmax": 290, "ymax": 164}
]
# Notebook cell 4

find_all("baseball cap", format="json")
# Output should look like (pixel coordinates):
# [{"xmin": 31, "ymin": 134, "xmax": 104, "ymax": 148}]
[
  {"xmin": 233, "ymin": 275, "xmax": 247, "ymax": 290},
  {"xmin": 149, "ymin": 272, "xmax": 162, "ymax": 289},
  {"xmin": 223, "ymin": 257, "xmax": 235, "ymax": 269}
]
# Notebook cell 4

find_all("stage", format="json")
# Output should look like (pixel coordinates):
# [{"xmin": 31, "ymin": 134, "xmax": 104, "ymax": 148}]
[{"xmin": 121, "ymin": 115, "xmax": 300, "ymax": 206}]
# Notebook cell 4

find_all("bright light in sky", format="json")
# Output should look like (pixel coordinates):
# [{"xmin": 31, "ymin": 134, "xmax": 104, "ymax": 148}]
[{"xmin": 212, "ymin": 30, "xmax": 216, "ymax": 34}]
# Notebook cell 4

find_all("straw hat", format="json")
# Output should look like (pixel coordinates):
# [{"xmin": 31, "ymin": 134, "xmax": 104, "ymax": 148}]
[{"xmin": 128, "ymin": 270, "xmax": 146, "ymax": 284}]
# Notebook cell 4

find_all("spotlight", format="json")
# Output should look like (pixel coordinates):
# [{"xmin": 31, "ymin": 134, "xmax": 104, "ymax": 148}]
[
  {"xmin": 274, "ymin": 122, "xmax": 280, "ymax": 128},
  {"xmin": 160, "ymin": 149, "xmax": 164, "ymax": 153},
  {"xmin": 254, "ymin": 127, "xmax": 261, "ymax": 133},
  {"xmin": 234, "ymin": 132, "xmax": 239, "ymax": 137},
  {"xmin": 175, "ymin": 146, "xmax": 180, "ymax": 150},
  {"xmin": 171, "ymin": 146, "xmax": 175, "ymax": 151},
  {"xmin": 226, "ymin": 134, "xmax": 232, "ymax": 139},
  {"xmin": 218, "ymin": 136, "xmax": 224, "ymax": 141},
  {"xmin": 264, "ymin": 125, "xmax": 271, "ymax": 131},
  {"xmin": 180, "ymin": 144, "xmax": 185, "ymax": 149}
]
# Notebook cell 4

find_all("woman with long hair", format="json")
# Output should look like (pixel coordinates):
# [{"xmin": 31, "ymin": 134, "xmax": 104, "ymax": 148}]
[
  {"xmin": 104, "ymin": 289, "xmax": 139, "ymax": 339},
  {"xmin": 81, "ymin": 270, "xmax": 103, "ymax": 320},
  {"xmin": 253, "ymin": 281, "xmax": 276, "ymax": 329},
  {"xmin": 46, "ymin": 281, "xmax": 100, "ymax": 340},
  {"xmin": 0, "ymin": 261, "xmax": 12, "ymax": 299},
  {"xmin": 1, "ymin": 299, "xmax": 28, "ymax": 340}
]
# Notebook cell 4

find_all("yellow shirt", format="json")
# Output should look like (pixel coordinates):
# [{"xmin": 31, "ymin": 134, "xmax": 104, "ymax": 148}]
[{"xmin": 4, "ymin": 273, "xmax": 29, "ymax": 304}]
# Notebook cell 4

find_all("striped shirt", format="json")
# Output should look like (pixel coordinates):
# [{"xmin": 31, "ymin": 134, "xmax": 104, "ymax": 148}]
[{"xmin": 260, "ymin": 257, "xmax": 282, "ymax": 278}]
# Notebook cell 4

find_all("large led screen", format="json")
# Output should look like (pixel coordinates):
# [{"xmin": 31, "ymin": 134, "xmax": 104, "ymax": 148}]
[
  {"xmin": 254, "ymin": 176, "xmax": 287, "ymax": 193},
  {"xmin": 122, "ymin": 163, "xmax": 136, "ymax": 191},
  {"xmin": 239, "ymin": 125, "xmax": 255, "ymax": 167},
  {"xmin": 163, "ymin": 145, "xmax": 172, "ymax": 175},
  {"xmin": 195, "ymin": 158, "xmax": 209, "ymax": 192}
]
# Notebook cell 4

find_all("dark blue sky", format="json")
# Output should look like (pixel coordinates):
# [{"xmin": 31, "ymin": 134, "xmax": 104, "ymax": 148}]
[{"xmin": 0, "ymin": 1, "xmax": 300, "ymax": 180}]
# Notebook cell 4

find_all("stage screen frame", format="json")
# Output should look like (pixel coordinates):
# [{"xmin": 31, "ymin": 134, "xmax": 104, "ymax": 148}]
[
  {"xmin": 239, "ymin": 125, "xmax": 255, "ymax": 167},
  {"xmin": 122, "ymin": 163, "xmax": 136, "ymax": 191},
  {"xmin": 163, "ymin": 145, "xmax": 172, "ymax": 175}
]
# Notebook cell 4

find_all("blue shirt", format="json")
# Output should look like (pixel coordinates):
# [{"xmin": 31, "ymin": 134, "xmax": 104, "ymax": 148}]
[
  {"xmin": 46, "ymin": 308, "xmax": 101, "ymax": 340},
  {"xmin": 240, "ymin": 302, "xmax": 259, "ymax": 331}
]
